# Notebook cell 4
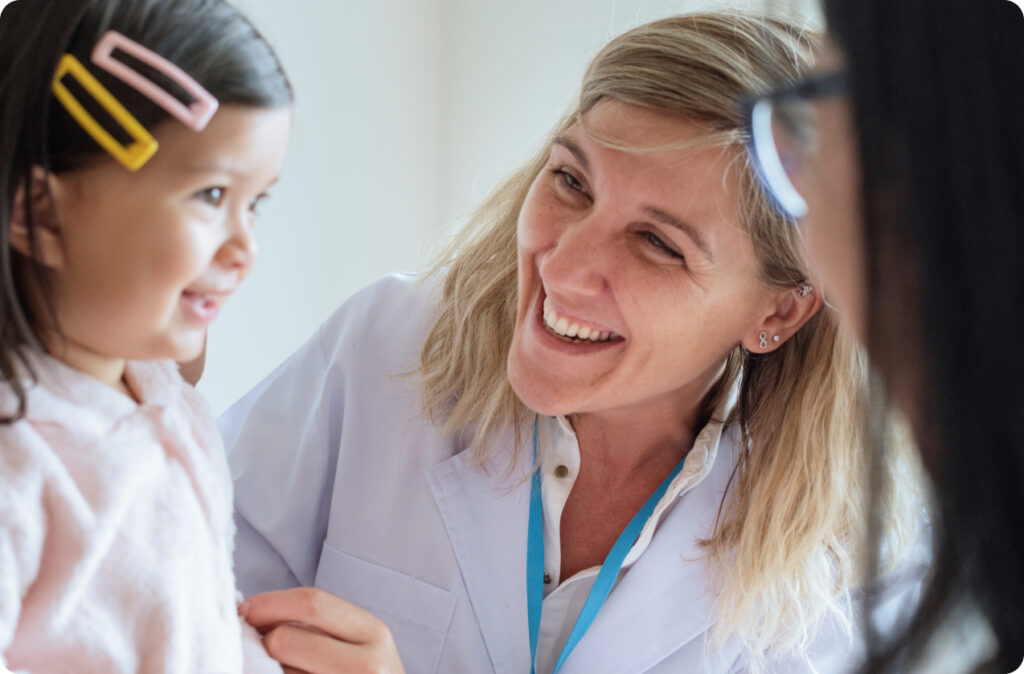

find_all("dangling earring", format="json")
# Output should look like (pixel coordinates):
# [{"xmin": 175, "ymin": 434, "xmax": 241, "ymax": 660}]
[
  {"xmin": 759, "ymin": 331, "xmax": 768, "ymax": 350},
  {"xmin": 798, "ymin": 283, "xmax": 814, "ymax": 298}
]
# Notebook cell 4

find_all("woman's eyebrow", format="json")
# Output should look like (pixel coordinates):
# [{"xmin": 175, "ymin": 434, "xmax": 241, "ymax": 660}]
[
  {"xmin": 552, "ymin": 135, "xmax": 713, "ymax": 263},
  {"xmin": 642, "ymin": 205, "xmax": 714, "ymax": 263},
  {"xmin": 552, "ymin": 136, "xmax": 590, "ymax": 172}
]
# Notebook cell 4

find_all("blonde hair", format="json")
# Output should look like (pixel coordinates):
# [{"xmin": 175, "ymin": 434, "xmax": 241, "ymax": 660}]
[{"xmin": 420, "ymin": 12, "xmax": 921, "ymax": 664}]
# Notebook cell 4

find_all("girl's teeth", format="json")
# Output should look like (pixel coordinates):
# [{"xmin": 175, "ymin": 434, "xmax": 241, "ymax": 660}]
[{"xmin": 578, "ymin": 326, "xmax": 591, "ymax": 340}]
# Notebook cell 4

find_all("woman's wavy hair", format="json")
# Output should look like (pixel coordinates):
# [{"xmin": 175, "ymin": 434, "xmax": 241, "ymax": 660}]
[
  {"xmin": 419, "ymin": 11, "xmax": 922, "ymax": 664},
  {"xmin": 0, "ymin": 0, "xmax": 292, "ymax": 422}
]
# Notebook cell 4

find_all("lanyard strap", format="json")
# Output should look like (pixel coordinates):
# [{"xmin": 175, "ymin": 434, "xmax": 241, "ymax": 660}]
[{"xmin": 527, "ymin": 415, "xmax": 687, "ymax": 673}]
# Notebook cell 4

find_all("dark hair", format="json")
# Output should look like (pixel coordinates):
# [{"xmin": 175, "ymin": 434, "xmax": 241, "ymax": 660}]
[
  {"xmin": 822, "ymin": 0, "xmax": 1024, "ymax": 671},
  {"xmin": 0, "ymin": 0, "xmax": 292, "ymax": 421}
]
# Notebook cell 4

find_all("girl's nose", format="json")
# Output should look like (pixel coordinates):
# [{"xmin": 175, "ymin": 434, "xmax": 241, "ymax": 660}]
[{"xmin": 217, "ymin": 211, "xmax": 258, "ymax": 270}]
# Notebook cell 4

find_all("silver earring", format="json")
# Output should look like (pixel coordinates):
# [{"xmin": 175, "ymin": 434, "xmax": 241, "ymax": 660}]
[
  {"xmin": 759, "ymin": 331, "xmax": 768, "ymax": 349},
  {"xmin": 773, "ymin": 335, "xmax": 780, "ymax": 343},
  {"xmin": 798, "ymin": 283, "xmax": 814, "ymax": 298}
]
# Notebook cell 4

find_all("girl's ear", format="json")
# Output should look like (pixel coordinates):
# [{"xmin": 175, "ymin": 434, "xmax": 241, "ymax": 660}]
[{"xmin": 9, "ymin": 166, "xmax": 65, "ymax": 270}]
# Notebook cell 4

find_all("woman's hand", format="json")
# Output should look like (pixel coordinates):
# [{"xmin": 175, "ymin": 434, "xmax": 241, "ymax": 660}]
[{"xmin": 239, "ymin": 587, "xmax": 406, "ymax": 674}]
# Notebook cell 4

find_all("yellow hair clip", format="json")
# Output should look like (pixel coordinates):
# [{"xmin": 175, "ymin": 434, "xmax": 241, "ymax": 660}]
[{"xmin": 52, "ymin": 54, "xmax": 158, "ymax": 171}]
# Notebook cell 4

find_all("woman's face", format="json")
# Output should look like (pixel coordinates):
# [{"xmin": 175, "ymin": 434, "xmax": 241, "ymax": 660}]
[
  {"xmin": 797, "ymin": 43, "xmax": 866, "ymax": 339},
  {"xmin": 507, "ymin": 100, "xmax": 783, "ymax": 418}
]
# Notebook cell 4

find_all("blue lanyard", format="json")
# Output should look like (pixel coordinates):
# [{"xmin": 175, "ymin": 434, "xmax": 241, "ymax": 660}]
[{"xmin": 527, "ymin": 416, "xmax": 687, "ymax": 673}]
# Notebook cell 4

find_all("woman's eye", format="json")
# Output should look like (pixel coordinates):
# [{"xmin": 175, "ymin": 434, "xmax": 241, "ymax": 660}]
[
  {"xmin": 643, "ymin": 231, "xmax": 685, "ymax": 261},
  {"xmin": 196, "ymin": 187, "xmax": 226, "ymax": 207},
  {"xmin": 553, "ymin": 168, "xmax": 585, "ymax": 194}
]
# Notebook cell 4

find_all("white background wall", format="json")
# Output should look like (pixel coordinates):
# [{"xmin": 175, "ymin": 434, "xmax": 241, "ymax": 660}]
[{"xmin": 200, "ymin": 0, "xmax": 821, "ymax": 414}]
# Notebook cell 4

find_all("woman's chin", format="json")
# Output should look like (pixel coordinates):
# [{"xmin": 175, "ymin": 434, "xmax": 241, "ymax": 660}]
[{"xmin": 507, "ymin": 358, "xmax": 577, "ymax": 418}]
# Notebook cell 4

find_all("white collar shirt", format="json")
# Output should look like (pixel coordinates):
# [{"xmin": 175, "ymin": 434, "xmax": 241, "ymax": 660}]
[{"xmin": 534, "ymin": 386, "xmax": 738, "ymax": 674}]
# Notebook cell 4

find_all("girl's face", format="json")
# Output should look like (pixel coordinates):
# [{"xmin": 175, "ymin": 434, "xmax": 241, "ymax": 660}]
[
  {"xmin": 507, "ymin": 100, "xmax": 782, "ymax": 419},
  {"xmin": 44, "ymin": 105, "xmax": 291, "ymax": 382}
]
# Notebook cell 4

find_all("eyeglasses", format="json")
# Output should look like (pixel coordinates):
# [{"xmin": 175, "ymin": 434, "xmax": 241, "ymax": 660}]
[{"xmin": 743, "ymin": 70, "xmax": 847, "ymax": 221}]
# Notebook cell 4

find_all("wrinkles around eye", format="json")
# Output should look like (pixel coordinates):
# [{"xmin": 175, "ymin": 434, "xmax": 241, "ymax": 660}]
[{"xmin": 552, "ymin": 168, "xmax": 588, "ymax": 199}]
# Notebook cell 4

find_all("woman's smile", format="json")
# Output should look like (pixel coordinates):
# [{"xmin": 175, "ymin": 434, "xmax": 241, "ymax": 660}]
[
  {"xmin": 542, "ymin": 296, "xmax": 621, "ymax": 343},
  {"xmin": 507, "ymin": 100, "xmax": 773, "ymax": 418}
]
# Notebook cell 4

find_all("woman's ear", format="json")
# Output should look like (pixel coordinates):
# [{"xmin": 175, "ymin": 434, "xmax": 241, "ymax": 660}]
[
  {"xmin": 741, "ymin": 283, "xmax": 825, "ymax": 353},
  {"xmin": 9, "ymin": 166, "xmax": 66, "ymax": 270}
]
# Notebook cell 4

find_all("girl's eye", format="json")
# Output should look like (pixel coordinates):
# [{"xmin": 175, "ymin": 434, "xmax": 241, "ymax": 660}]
[
  {"xmin": 196, "ymin": 187, "xmax": 227, "ymax": 207},
  {"xmin": 248, "ymin": 193, "xmax": 269, "ymax": 215},
  {"xmin": 643, "ymin": 231, "xmax": 685, "ymax": 261},
  {"xmin": 553, "ymin": 168, "xmax": 585, "ymax": 194}
]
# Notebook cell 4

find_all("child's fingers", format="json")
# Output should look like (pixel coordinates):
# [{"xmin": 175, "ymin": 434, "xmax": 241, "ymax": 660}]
[
  {"xmin": 240, "ymin": 587, "xmax": 391, "ymax": 646},
  {"xmin": 261, "ymin": 622, "xmax": 401, "ymax": 674}
]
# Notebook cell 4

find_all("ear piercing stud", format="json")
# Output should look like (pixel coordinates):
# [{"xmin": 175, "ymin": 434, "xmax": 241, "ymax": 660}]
[
  {"xmin": 798, "ymin": 283, "xmax": 814, "ymax": 298},
  {"xmin": 759, "ymin": 331, "xmax": 782, "ymax": 350}
]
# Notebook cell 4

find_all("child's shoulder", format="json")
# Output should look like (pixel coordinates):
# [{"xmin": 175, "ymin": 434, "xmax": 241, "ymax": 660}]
[
  {"xmin": 0, "ymin": 403, "xmax": 63, "ymax": 512},
  {"xmin": 126, "ymin": 358, "xmax": 206, "ymax": 412},
  {"xmin": 126, "ymin": 358, "xmax": 223, "ymax": 454}
]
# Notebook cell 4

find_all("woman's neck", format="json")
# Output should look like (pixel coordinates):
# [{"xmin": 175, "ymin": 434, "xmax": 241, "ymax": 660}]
[{"xmin": 568, "ymin": 397, "xmax": 707, "ymax": 483}]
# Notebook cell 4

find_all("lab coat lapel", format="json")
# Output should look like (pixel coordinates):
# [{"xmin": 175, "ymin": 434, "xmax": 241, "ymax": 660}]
[
  {"xmin": 561, "ymin": 511, "xmax": 719, "ymax": 673},
  {"xmin": 561, "ymin": 427, "xmax": 741, "ymax": 673},
  {"xmin": 427, "ymin": 436, "xmax": 533, "ymax": 674}
]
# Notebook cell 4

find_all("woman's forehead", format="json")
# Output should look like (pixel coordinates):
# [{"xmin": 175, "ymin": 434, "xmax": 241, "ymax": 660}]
[{"xmin": 575, "ymin": 100, "xmax": 732, "ymax": 152}]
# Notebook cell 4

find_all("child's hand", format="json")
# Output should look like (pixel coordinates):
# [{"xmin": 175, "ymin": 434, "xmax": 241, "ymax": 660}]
[{"xmin": 238, "ymin": 588, "xmax": 406, "ymax": 674}]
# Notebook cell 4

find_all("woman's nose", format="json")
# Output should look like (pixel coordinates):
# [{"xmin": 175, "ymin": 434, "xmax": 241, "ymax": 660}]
[{"xmin": 539, "ymin": 215, "xmax": 612, "ymax": 298}]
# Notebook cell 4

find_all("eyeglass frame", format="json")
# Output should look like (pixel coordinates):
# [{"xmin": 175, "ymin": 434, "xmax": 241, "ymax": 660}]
[{"xmin": 742, "ymin": 70, "xmax": 848, "ymax": 222}]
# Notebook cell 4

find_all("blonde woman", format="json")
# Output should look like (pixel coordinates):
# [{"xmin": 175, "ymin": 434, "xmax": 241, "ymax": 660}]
[{"xmin": 221, "ymin": 13, "xmax": 925, "ymax": 674}]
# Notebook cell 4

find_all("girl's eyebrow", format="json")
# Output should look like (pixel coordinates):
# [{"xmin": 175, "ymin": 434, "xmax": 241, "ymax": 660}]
[
  {"xmin": 177, "ymin": 163, "xmax": 281, "ymax": 188},
  {"xmin": 179, "ymin": 162, "xmax": 245, "ymax": 176}
]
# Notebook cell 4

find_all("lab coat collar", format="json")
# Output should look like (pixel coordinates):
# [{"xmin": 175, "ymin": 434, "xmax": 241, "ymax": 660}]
[
  {"xmin": 428, "ymin": 420, "xmax": 743, "ymax": 673},
  {"xmin": 563, "ymin": 424, "xmax": 742, "ymax": 673},
  {"xmin": 427, "ymin": 428, "xmax": 535, "ymax": 674}
]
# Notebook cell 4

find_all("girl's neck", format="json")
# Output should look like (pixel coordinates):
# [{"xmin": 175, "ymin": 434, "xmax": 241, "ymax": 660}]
[{"xmin": 43, "ymin": 333, "xmax": 133, "ymax": 401}]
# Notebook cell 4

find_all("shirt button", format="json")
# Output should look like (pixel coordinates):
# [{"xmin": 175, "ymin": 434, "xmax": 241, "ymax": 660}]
[
  {"xmin": 544, "ymin": 573, "xmax": 552, "ymax": 584},
  {"xmin": 554, "ymin": 465, "xmax": 570, "ymax": 478}
]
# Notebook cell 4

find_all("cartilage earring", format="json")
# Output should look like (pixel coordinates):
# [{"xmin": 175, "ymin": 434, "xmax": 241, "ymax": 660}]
[
  {"xmin": 798, "ymin": 283, "xmax": 814, "ymax": 298},
  {"xmin": 759, "ymin": 331, "xmax": 768, "ymax": 350}
]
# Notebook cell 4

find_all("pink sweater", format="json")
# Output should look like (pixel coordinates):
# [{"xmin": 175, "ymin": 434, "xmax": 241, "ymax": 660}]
[{"xmin": 0, "ymin": 354, "xmax": 281, "ymax": 673}]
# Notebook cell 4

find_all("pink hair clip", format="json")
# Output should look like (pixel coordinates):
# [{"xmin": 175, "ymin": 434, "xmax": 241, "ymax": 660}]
[{"xmin": 91, "ymin": 31, "xmax": 219, "ymax": 132}]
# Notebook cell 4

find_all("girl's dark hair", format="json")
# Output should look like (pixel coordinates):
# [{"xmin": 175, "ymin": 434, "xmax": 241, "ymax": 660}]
[
  {"xmin": 822, "ymin": 0, "xmax": 1024, "ymax": 671},
  {"xmin": 0, "ymin": 0, "xmax": 292, "ymax": 421}
]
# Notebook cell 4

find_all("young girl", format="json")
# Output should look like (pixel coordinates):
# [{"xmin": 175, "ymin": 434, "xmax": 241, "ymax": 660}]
[{"xmin": 0, "ymin": 0, "xmax": 292, "ymax": 671}]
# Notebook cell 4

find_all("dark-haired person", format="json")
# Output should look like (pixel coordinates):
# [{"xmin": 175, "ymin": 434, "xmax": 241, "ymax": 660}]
[{"xmin": 744, "ymin": 1, "xmax": 1024, "ymax": 671}]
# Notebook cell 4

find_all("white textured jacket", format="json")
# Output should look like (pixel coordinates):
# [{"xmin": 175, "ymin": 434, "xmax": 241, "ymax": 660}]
[{"xmin": 220, "ymin": 273, "xmax": 926, "ymax": 674}]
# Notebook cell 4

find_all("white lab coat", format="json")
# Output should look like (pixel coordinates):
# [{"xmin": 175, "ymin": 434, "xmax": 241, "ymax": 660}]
[{"xmin": 221, "ymin": 273, "xmax": 926, "ymax": 674}]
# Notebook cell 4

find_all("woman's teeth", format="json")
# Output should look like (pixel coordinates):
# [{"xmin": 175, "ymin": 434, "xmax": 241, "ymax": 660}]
[{"xmin": 543, "ymin": 298, "xmax": 618, "ymax": 342}]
